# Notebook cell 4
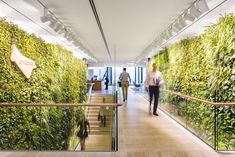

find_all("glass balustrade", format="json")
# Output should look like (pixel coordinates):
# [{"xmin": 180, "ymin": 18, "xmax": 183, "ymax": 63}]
[
  {"xmin": 159, "ymin": 89, "xmax": 235, "ymax": 151},
  {"xmin": 0, "ymin": 84, "xmax": 120, "ymax": 151},
  {"xmin": 135, "ymin": 87, "xmax": 234, "ymax": 151},
  {"xmin": 0, "ymin": 105, "xmax": 119, "ymax": 151}
]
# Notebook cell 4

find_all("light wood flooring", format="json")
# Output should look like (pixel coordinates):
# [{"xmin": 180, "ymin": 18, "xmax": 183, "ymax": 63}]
[{"xmin": 0, "ymin": 89, "xmax": 234, "ymax": 157}]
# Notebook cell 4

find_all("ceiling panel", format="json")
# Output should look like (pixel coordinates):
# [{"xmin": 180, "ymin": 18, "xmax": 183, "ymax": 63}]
[
  {"xmin": 94, "ymin": 0, "xmax": 194, "ymax": 63},
  {"xmin": 3, "ymin": 0, "xmax": 233, "ymax": 66},
  {"xmin": 38, "ymin": 0, "xmax": 195, "ymax": 64}
]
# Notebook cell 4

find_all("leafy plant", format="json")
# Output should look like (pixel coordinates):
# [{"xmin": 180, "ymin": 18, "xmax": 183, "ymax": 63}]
[
  {"xmin": 152, "ymin": 14, "xmax": 235, "ymax": 150},
  {"xmin": 0, "ymin": 18, "xmax": 87, "ymax": 150}
]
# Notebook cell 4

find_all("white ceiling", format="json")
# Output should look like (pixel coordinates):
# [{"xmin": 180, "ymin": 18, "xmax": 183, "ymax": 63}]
[
  {"xmin": 0, "ymin": 0, "xmax": 234, "ymax": 67},
  {"xmin": 35, "ymin": 0, "xmax": 195, "ymax": 64}
]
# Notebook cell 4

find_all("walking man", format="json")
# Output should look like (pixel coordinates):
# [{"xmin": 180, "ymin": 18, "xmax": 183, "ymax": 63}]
[
  {"xmin": 145, "ymin": 63, "xmax": 164, "ymax": 116},
  {"xmin": 119, "ymin": 68, "xmax": 131, "ymax": 102}
]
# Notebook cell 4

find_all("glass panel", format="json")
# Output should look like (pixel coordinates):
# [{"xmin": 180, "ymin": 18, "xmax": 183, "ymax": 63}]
[
  {"xmin": 160, "ymin": 91, "xmax": 215, "ymax": 148},
  {"xmin": 111, "ymin": 106, "xmax": 118, "ymax": 151},
  {"xmin": 186, "ymin": 100, "xmax": 215, "ymax": 148},
  {"xmin": 160, "ymin": 92, "xmax": 187, "ymax": 127},
  {"xmin": 0, "ymin": 105, "xmax": 119, "ymax": 151},
  {"xmin": 217, "ymin": 106, "xmax": 235, "ymax": 151}
]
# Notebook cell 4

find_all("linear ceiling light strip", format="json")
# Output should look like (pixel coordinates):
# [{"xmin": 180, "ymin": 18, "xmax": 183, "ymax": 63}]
[{"xmin": 89, "ymin": 0, "xmax": 112, "ymax": 60}]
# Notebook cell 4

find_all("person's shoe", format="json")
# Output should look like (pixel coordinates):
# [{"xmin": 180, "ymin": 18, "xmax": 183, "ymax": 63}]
[
  {"xmin": 153, "ymin": 113, "xmax": 159, "ymax": 116},
  {"xmin": 123, "ymin": 99, "xmax": 125, "ymax": 102}
]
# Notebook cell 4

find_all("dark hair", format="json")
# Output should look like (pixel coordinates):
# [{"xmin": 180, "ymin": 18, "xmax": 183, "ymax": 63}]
[{"xmin": 123, "ymin": 68, "xmax": 126, "ymax": 71}]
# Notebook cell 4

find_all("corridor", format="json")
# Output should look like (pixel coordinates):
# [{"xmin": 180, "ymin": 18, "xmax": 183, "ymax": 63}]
[{"xmin": 1, "ymin": 89, "xmax": 234, "ymax": 157}]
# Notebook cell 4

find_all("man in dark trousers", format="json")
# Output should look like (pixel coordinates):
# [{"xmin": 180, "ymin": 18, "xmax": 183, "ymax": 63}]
[
  {"xmin": 145, "ymin": 63, "xmax": 164, "ymax": 116},
  {"xmin": 105, "ymin": 76, "xmax": 109, "ymax": 90}
]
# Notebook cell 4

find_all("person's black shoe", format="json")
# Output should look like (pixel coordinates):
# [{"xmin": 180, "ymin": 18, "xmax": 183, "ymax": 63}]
[
  {"xmin": 153, "ymin": 113, "xmax": 159, "ymax": 116},
  {"xmin": 123, "ymin": 99, "xmax": 125, "ymax": 102}
]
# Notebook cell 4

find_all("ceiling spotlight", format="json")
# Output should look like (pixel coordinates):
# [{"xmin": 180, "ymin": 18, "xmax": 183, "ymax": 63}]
[
  {"xmin": 178, "ymin": 16, "xmax": 187, "ymax": 28},
  {"xmin": 167, "ymin": 29, "xmax": 173, "ymax": 38},
  {"xmin": 183, "ymin": 10, "xmax": 196, "ymax": 22},
  {"xmin": 40, "ymin": 16, "xmax": 50, "ymax": 23},
  {"xmin": 161, "ymin": 32, "xmax": 168, "ymax": 41},
  {"xmin": 54, "ymin": 23, "xmax": 63, "ymax": 32},
  {"xmin": 174, "ymin": 21, "xmax": 182, "ymax": 31},
  {"xmin": 196, "ymin": 0, "xmax": 209, "ymax": 13},
  {"xmin": 63, "ymin": 30, "xmax": 70, "ymax": 38},
  {"xmin": 58, "ymin": 27, "xmax": 65, "ymax": 34},
  {"xmin": 190, "ymin": 4, "xmax": 202, "ymax": 18},
  {"xmin": 67, "ymin": 35, "xmax": 73, "ymax": 41},
  {"xmin": 40, "ymin": 8, "xmax": 51, "ymax": 23},
  {"xmin": 171, "ymin": 23, "xmax": 180, "ymax": 33},
  {"xmin": 49, "ymin": 18, "xmax": 57, "ymax": 28}
]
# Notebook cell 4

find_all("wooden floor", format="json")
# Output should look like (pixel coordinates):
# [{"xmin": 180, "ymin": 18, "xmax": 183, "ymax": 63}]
[{"xmin": 0, "ymin": 89, "xmax": 234, "ymax": 157}]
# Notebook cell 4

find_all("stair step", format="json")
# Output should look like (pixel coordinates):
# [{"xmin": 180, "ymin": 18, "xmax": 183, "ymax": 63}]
[
  {"xmin": 88, "ymin": 113, "xmax": 112, "ymax": 117},
  {"xmin": 90, "ymin": 96, "xmax": 114, "ymax": 98},
  {"xmin": 91, "ymin": 129, "xmax": 111, "ymax": 132},
  {"xmin": 88, "ymin": 106, "xmax": 100, "ymax": 109},
  {"xmin": 89, "ymin": 122, "xmax": 112, "ymax": 126},
  {"xmin": 88, "ymin": 118, "xmax": 112, "ymax": 122},
  {"xmin": 90, "ymin": 99, "xmax": 114, "ymax": 101},
  {"xmin": 88, "ymin": 110, "xmax": 100, "ymax": 113},
  {"xmin": 90, "ymin": 124, "xmax": 111, "ymax": 128},
  {"xmin": 90, "ymin": 101, "xmax": 114, "ymax": 103},
  {"xmin": 88, "ymin": 116, "xmax": 112, "ymax": 120},
  {"xmin": 90, "ymin": 126, "xmax": 111, "ymax": 130},
  {"xmin": 88, "ymin": 108, "xmax": 100, "ymax": 111},
  {"xmin": 90, "ymin": 98, "xmax": 114, "ymax": 100},
  {"xmin": 90, "ymin": 131, "xmax": 112, "ymax": 135}
]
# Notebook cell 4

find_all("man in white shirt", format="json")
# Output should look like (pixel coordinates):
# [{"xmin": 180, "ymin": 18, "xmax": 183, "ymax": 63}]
[
  {"xmin": 119, "ymin": 68, "xmax": 131, "ymax": 102},
  {"xmin": 145, "ymin": 63, "xmax": 164, "ymax": 116}
]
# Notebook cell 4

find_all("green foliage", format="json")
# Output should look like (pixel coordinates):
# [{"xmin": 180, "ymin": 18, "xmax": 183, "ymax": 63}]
[
  {"xmin": 152, "ymin": 14, "xmax": 235, "ymax": 150},
  {"xmin": 0, "ymin": 18, "xmax": 87, "ymax": 150}
]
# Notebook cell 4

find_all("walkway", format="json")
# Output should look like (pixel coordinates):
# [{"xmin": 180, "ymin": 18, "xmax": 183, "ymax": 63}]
[{"xmin": 0, "ymin": 89, "xmax": 234, "ymax": 157}]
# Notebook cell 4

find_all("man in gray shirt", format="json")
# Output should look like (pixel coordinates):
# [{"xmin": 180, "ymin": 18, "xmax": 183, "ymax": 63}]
[{"xmin": 119, "ymin": 68, "xmax": 131, "ymax": 102}]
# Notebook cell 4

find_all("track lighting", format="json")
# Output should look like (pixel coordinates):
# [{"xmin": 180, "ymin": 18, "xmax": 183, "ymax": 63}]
[
  {"xmin": 40, "ymin": 8, "xmax": 51, "ymax": 23},
  {"xmin": 161, "ymin": 32, "xmax": 168, "ymax": 41},
  {"xmin": 167, "ymin": 28, "xmax": 173, "ymax": 37},
  {"xmin": 191, "ymin": 4, "xmax": 203, "ymax": 17},
  {"xmin": 54, "ymin": 23, "xmax": 63, "ymax": 32},
  {"xmin": 63, "ymin": 30, "xmax": 70, "ymax": 38},
  {"xmin": 58, "ymin": 28, "xmax": 65, "ymax": 34},
  {"xmin": 40, "ymin": 16, "xmax": 50, "ymax": 23},
  {"xmin": 183, "ymin": 10, "xmax": 196, "ymax": 22},
  {"xmin": 67, "ymin": 34, "xmax": 74, "ymax": 41},
  {"xmin": 174, "ymin": 22, "xmax": 182, "ymax": 31},
  {"xmin": 143, "ymin": 0, "xmax": 210, "ymax": 60},
  {"xmin": 179, "ymin": 16, "xmax": 187, "ymax": 28},
  {"xmin": 49, "ymin": 18, "xmax": 57, "ymax": 28},
  {"xmin": 196, "ymin": 0, "xmax": 209, "ymax": 13},
  {"xmin": 40, "ymin": 7, "xmax": 96, "ymax": 62}
]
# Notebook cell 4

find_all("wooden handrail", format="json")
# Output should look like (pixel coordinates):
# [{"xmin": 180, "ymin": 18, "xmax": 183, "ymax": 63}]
[
  {"xmin": 161, "ymin": 89, "xmax": 235, "ymax": 107},
  {"xmin": 0, "ymin": 103, "xmax": 123, "ymax": 107}
]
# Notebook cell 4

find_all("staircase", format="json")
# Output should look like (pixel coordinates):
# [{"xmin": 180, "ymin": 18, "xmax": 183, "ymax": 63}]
[
  {"xmin": 85, "ymin": 95, "xmax": 114, "ymax": 151},
  {"xmin": 90, "ymin": 95, "xmax": 114, "ymax": 104}
]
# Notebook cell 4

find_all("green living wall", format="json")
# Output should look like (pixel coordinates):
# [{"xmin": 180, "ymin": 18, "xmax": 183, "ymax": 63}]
[
  {"xmin": 152, "ymin": 14, "xmax": 235, "ymax": 150},
  {"xmin": 0, "ymin": 18, "xmax": 87, "ymax": 150}
]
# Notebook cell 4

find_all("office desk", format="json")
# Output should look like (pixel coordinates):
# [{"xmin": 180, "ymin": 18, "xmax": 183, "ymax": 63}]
[{"xmin": 93, "ymin": 80, "xmax": 102, "ymax": 90}]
